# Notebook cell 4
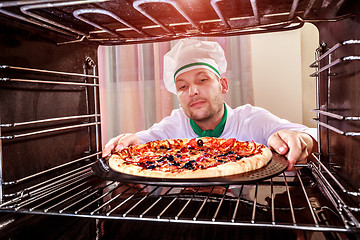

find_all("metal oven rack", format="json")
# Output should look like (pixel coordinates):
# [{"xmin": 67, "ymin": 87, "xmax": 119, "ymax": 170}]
[
  {"xmin": 308, "ymin": 39, "xmax": 360, "ymax": 231},
  {"xmin": 309, "ymin": 39, "xmax": 360, "ymax": 177},
  {"xmin": 0, "ymin": 0, "xmax": 347, "ymax": 45},
  {"xmin": 0, "ymin": 62, "xmax": 101, "ymax": 203},
  {"xmin": 0, "ymin": 160, "xmax": 359, "ymax": 235},
  {"xmin": 310, "ymin": 40, "xmax": 360, "ymax": 137},
  {"xmin": 310, "ymin": 40, "xmax": 360, "ymax": 134}
]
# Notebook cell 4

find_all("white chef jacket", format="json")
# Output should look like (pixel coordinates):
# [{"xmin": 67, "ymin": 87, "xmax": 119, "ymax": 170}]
[{"xmin": 135, "ymin": 103, "xmax": 314, "ymax": 146}]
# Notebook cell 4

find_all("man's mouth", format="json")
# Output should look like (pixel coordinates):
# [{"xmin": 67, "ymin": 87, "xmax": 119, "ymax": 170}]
[{"xmin": 189, "ymin": 100, "xmax": 206, "ymax": 108}]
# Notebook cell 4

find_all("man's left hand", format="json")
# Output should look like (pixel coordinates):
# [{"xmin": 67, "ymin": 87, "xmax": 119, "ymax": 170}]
[{"xmin": 267, "ymin": 129, "xmax": 316, "ymax": 171}]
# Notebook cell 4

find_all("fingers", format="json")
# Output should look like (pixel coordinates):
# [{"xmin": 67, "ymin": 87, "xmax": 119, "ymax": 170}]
[
  {"xmin": 102, "ymin": 135, "xmax": 121, "ymax": 157},
  {"xmin": 114, "ymin": 134, "xmax": 141, "ymax": 151},
  {"xmin": 284, "ymin": 134, "xmax": 306, "ymax": 170},
  {"xmin": 268, "ymin": 130, "xmax": 314, "ymax": 171},
  {"xmin": 267, "ymin": 132, "xmax": 289, "ymax": 155},
  {"xmin": 287, "ymin": 136, "xmax": 308, "ymax": 168},
  {"xmin": 267, "ymin": 131, "xmax": 296, "ymax": 170},
  {"xmin": 102, "ymin": 134, "xmax": 141, "ymax": 157}
]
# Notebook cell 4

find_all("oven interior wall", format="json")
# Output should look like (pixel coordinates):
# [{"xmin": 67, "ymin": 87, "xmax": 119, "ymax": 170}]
[
  {"xmin": 0, "ymin": 20, "xmax": 99, "ymax": 182},
  {"xmin": 314, "ymin": 2, "xmax": 360, "ymax": 192},
  {"xmin": 0, "ymin": 19, "xmax": 99, "ymax": 238}
]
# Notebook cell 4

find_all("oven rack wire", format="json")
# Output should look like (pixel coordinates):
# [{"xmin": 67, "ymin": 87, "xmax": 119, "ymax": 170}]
[
  {"xmin": 0, "ymin": 157, "xmax": 359, "ymax": 234},
  {"xmin": 310, "ymin": 40, "xmax": 360, "ymax": 138},
  {"xmin": 0, "ymin": 63, "xmax": 100, "ymax": 141},
  {"xmin": 309, "ymin": 39, "xmax": 360, "ymax": 205},
  {"xmin": 0, "ymin": 0, "xmax": 351, "ymax": 45},
  {"xmin": 0, "ymin": 62, "xmax": 101, "ymax": 202}
]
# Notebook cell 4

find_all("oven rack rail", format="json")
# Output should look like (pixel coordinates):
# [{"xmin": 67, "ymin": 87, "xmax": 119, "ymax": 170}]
[
  {"xmin": 309, "ymin": 40, "xmax": 360, "ymax": 69},
  {"xmin": 310, "ymin": 109, "xmax": 360, "ymax": 137},
  {"xmin": 309, "ymin": 39, "xmax": 360, "ymax": 85},
  {"xmin": 0, "ymin": 0, "xmax": 349, "ymax": 45},
  {"xmin": 0, "ymin": 64, "xmax": 101, "ymax": 140},
  {"xmin": 0, "ymin": 162, "xmax": 359, "ymax": 233},
  {"xmin": 309, "ymin": 40, "xmax": 360, "ymax": 203},
  {"xmin": 0, "ymin": 65, "xmax": 100, "ymax": 79},
  {"xmin": 311, "ymin": 109, "xmax": 360, "ymax": 138},
  {"xmin": 310, "ymin": 40, "xmax": 360, "ymax": 137},
  {"xmin": 1, "ymin": 152, "xmax": 101, "ymax": 189},
  {"xmin": 0, "ymin": 63, "xmax": 101, "ymax": 201}
]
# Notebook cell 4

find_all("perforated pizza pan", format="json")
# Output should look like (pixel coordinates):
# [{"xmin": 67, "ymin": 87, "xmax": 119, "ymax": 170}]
[{"xmin": 91, "ymin": 152, "xmax": 288, "ymax": 186}]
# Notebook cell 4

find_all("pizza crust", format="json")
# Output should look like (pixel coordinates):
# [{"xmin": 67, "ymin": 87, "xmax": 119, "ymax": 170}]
[{"xmin": 108, "ymin": 139, "xmax": 272, "ymax": 179}]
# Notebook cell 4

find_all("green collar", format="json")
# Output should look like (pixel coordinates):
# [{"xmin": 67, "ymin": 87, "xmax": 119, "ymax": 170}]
[{"xmin": 189, "ymin": 104, "xmax": 227, "ymax": 138}]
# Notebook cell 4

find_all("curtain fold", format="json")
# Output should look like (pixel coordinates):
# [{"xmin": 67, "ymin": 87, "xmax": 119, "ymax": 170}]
[{"xmin": 99, "ymin": 36, "xmax": 253, "ymax": 147}]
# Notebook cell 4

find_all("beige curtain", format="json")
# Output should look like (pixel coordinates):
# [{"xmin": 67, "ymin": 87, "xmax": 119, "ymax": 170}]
[{"xmin": 98, "ymin": 36, "xmax": 253, "ymax": 147}]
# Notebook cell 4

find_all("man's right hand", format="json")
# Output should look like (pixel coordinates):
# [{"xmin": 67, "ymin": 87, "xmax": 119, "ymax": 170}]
[{"xmin": 102, "ymin": 133, "xmax": 141, "ymax": 157}]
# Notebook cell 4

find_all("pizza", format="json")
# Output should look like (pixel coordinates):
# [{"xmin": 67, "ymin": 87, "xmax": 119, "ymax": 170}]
[{"xmin": 108, "ymin": 137, "xmax": 272, "ymax": 179}]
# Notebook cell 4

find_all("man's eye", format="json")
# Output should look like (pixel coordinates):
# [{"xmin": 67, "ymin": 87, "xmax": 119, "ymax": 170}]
[{"xmin": 200, "ymin": 78, "xmax": 207, "ymax": 82}]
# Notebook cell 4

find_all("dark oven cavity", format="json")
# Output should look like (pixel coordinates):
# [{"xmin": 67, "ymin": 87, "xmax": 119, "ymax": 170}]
[{"xmin": 0, "ymin": 0, "xmax": 359, "ymax": 239}]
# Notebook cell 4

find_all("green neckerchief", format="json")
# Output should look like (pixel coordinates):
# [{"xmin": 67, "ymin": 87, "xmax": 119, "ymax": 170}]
[{"xmin": 189, "ymin": 104, "xmax": 227, "ymax": 138}]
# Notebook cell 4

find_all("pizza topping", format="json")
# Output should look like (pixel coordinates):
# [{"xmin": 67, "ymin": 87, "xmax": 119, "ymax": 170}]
[
  {"xmin": 250, "ymin": 141, "xmax": 257, "ymax": 154},
  {"xmin": 196, "ymin": 138, "xmax": 204, "ymax": 147},
  {"xmin": 109, "ymin": 137, "xmax": 272, "ymax": 179},
  {"xmin": 146, "ymin": 164, "xmax": 157, "ymax": 169},
  {"xmin": 180, "ymin": 147, "xmax": 188, "ymax": 153},
  {"xmin": 220, "ymin": 138, "xmax": 236, "ymax": 151},
  {"xmin": 196, "ymin": 154, "xmax": 210, "ymax": 162},
  {"xmin": 187, "ymin": 138, "xmax": 198, "ymax": 149},
  {"xmin": 171, "ymin": 162, "xmax": 181, "ymax": 167},
  {"xmin": 183, "ymin": 161, "xmax": 195, "ymax": 170},
  {"xmin": 115, "ymin": 138, "xmax": 266, "ymax": 172}
]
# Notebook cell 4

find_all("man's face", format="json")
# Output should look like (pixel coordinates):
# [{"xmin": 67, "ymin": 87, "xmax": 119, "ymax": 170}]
[{"xmin": 175, "ymin": 68, "xmax": 228, "ymax": 123}]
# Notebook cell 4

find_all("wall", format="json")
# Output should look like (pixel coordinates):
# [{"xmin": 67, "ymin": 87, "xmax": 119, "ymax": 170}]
[{"xmin": 250, "ymin": 23, "xmax": 318, "ymax": 127}]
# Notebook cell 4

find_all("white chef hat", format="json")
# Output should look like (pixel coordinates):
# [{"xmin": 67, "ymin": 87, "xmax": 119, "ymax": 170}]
[{"xmin": 163, "ymin": 38, "xmax": 227, "ymax": 94}]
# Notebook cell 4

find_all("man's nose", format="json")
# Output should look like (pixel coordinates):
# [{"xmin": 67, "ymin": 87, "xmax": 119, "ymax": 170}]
[{"xmin": 189, "ymin": 85, "xmax": 199, "ymax": 96}]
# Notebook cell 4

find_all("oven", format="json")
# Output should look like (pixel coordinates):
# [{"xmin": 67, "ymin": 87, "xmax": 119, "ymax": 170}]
[{"xmin": 0, "ymin": 0, "xmax": 359, "ymax": 239}]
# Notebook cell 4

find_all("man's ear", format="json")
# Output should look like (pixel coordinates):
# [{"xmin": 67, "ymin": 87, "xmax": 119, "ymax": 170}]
[{"xmin": 220, "ymin": 77, "xmax": 229, "ymax": 94}]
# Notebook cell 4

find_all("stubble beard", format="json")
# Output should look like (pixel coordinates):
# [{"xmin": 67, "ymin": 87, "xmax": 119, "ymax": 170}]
[{"xmin": 187, "ymin": 95, "xmax": 224, "ymax": 123}]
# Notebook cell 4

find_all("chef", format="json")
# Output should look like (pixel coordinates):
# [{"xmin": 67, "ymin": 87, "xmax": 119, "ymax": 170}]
[{"xmin": 103, "ymin": 38, "xmax": 317, "ymax": 170}]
